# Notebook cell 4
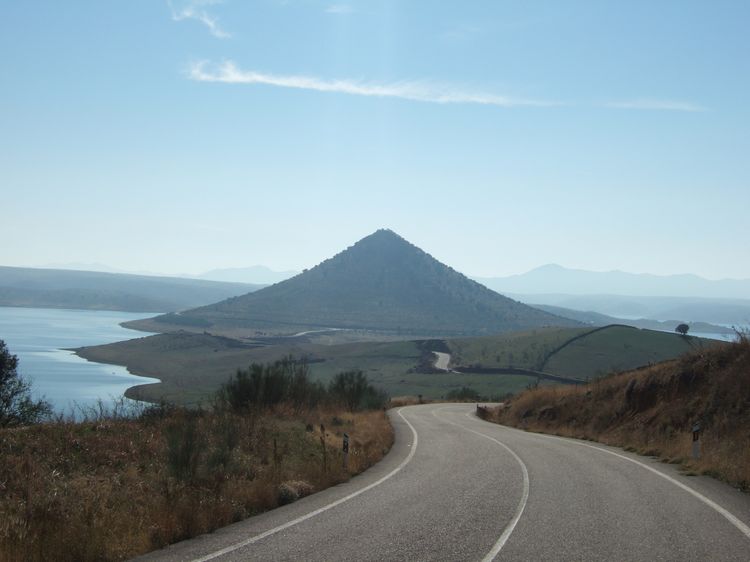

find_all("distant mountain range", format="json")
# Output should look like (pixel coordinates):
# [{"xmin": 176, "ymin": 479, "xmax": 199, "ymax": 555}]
[
  {"xmin": 475, "ymin": 264, "xmax": 750, "ymax": 299},
  {"xmin": 146, "ymin": 229, "xmax": 579, "ymax": 337},
  {"xmin": 0, "ymin": 267, "xmax": 261, "ymax": 313},
  {"xmin": 513, "ymin": 294, "xmax": 750, "ymax": 326},
  {"xmin": 194, "ymin": 265, "xmax": 298, "ymax": 285},
  {"xmin": 533, "ymin": 304, "xmax": 735, "ymax": 336}
]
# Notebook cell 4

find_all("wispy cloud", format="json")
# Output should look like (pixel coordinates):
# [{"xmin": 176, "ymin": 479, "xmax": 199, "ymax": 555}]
[
  {"xmin": 442, "ymin": 23, "xmax": 484, "ymax": 41},
  {"xmin": 187, "ymin": 60, "xmax": 555, "ymax": 107},
  {"xmin": 168, "ymin": 0, "xmax": 231, "ymax": 39},
  {"xmin": 325, "ymin": 4, "xmax": 354, "ymax": 14},
  {"xmin": 604, "ymin": 99, "xmax": 707, "ymax": 112}
]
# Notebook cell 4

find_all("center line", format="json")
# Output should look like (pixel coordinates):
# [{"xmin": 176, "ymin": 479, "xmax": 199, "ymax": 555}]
[{"xmin": 431, "ymin": 406, "xmax": 530, "ymax": 561}]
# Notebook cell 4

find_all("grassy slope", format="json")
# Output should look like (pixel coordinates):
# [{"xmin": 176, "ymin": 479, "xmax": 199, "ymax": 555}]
[
  {"xmin": 543, "ymin": 325, "xmax": 710, "ymax": 380},
  {"xmin": 447, "ymin": 327, "xmax": 592, "ymax": 370},
  {"xmin": 0, "ymin": 407, "xmax": 392, "ymax": 561},
  {"xmin": 483, "ymin": 336, "xmax": 748, "ymax": 491}
]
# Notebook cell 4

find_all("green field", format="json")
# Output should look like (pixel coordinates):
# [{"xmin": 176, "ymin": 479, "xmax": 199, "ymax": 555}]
[
  {"xmin": 447, "ymin": 327, "xmax": 592, "ymax": 370},
  {"xmin": 542, "ymin": 325, "xmax": 712, "ymax": 380},
  {"xmin": 76, "ymin": 325, "xmax": 721, "ymax": 406}
]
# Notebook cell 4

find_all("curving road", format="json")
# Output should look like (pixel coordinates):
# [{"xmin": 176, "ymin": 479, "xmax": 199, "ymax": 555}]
[{"xmin": 137, "ymin": 404, "xmax": 750, "ymax": 561}]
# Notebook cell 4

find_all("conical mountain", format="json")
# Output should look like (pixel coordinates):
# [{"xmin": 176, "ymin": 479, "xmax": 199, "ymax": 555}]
[{"xmin": 156, "ymin": 230, "xmax": 578, "ymax": 336}]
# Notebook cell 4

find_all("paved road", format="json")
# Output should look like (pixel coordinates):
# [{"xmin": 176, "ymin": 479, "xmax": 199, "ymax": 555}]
[
  {"xmin": 433, "ymin": 351, "xmax": 452, "ymax": 371},
  {"xmin": 137, "ymin": 404, "xmax": 750, "ymax": 561}
]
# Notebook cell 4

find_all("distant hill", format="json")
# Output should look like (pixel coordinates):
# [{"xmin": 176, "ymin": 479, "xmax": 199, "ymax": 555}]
[
  {"xmin": 148, "ymin": 229, "xmax": 579, "ymax": 337},
  {"xmin": 195, "ymin": 265, "xmax": 298, "ymax": 285},
  {"xmin": 533, "ymin": 304, "xmax": 735, "ymax": 336},
  {"xmin": 446, "ymin": 325, "xmax": 715, "ymax": 380},
  {"xmin": 476, "ymin": 264, "xmax": 750, "ymax": 299},
  {"xmin": 509, "ymin": 293, "xmax": 750, "ymax": 326},
  {"xmin": 0, "ymin": 266, "xmax": 262, "ymax": 313}
]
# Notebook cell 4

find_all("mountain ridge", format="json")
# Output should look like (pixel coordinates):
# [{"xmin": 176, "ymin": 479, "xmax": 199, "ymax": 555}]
[
  {"xmin": 0, "ymin": 266, "xmax": 262, "ymax": 313},
  {"xmin": 476, "ymin": 264, "xmax": 750, "ymax": 299}
]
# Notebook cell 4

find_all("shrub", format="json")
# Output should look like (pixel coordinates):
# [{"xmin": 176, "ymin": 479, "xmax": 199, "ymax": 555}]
[
  {"xmin": 446, "ymin": 386, "xmax": 481, "ymax": 401},
  {"xmin": 328, "ymin": 371, "xmax": 388, "ymax": 411},
  {"xmin": 164, "ymin": 413, "xmax": 204, "ymax": 481}
]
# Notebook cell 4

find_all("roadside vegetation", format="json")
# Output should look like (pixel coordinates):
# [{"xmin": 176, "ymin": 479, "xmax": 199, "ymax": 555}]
[
  {"xmin": 479, "ymin": 332, "xmax": 750, "ymax": 492},
  {"xmin": 0, "ymin": 356, "xmax": 393, "ymax": 562}
]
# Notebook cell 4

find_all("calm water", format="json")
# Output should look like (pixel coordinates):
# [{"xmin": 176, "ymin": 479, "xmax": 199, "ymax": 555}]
[{"xmin": 0, "ymin": 306, "xmax": 160, "ymax": 414}]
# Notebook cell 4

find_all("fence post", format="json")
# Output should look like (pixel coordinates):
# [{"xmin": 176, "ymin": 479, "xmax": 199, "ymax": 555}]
[{"xmin": 691, "ymin": 421, "xmax": 701, "ymax": 460}]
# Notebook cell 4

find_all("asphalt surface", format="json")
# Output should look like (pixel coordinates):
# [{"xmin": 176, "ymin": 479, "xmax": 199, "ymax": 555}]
[{"xmin": 136, "ymin": 404, "xmax": 750, "ymax": 561}]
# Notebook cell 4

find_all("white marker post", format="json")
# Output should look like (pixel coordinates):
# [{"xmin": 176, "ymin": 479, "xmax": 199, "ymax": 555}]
[
  {"xmin": 692, "ymin": 421, "xmax": 701, "ymax": 460},
  {"xmin": 343, "ymin": 433, "xmax": 350, "ymax": 470}
]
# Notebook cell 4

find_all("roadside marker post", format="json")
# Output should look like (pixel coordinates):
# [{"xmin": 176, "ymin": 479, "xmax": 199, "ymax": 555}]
[
  {"xmin": 692, "ymin": 421, "xmax": 701, "ymax": 460},
  {"xmin": 343, "ymin": 433, "xmax": 350, "ymax": 470}
]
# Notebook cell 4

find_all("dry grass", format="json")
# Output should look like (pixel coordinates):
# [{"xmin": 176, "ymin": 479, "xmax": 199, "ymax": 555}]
[
  {"xmin": 0, "ymin": 406, "xmax": 393, "ymax": 561},
  {"xmin": 482, "ymin": 335, "xmax": 750, "ymax": 491}
]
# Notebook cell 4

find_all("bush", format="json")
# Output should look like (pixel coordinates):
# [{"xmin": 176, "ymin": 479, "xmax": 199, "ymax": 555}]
[
  {"xmin": 0, "ymin": 339, "xmax": 51, "ymax": 427},
  {"xmin": 328, "ymin": 371, "xmax": 388, "ymax": 412},
  {"xmin": 220, "ymin": 357, "xmax": 325, "ymax": 412},
  {"xmin": 164, "ymin": 412, "xmax": 204, "ymax": 481},
  {"xmin": 219, "ymin": 359, "xmax": 386, "ymax": 413},
  {"xmin": 446, "ymin": 386, "xmax": 482, "ymax": 401}
]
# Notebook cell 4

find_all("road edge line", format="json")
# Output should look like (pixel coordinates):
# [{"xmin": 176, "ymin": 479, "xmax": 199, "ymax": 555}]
[
  {"xmin": 191, "ymin": 407, "xmax": 420, "ymax": 562},
  {"xmin": 468, "ymin": 414, "xmax": 750, "ymax": 542}
]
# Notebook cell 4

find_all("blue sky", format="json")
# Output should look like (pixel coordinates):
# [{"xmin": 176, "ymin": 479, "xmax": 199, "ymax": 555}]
[{"xmin": 1, "ymin": 1, "xmax": 749, "ymax": 279}]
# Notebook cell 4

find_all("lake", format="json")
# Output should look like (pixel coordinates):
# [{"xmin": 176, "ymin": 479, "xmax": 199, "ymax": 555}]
[{"xmin": 0, "ymin": 306, "xmax": 160, "ymax": 415}]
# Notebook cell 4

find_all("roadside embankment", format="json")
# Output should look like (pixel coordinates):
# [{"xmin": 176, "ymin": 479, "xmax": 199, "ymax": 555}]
[
  {"xmin": 0, "ymin": 405, "xmax": 392, "ymax": 561},
  {"xmin": 478, "ymin": 334, "xmax": 750, "ymax": 492}
]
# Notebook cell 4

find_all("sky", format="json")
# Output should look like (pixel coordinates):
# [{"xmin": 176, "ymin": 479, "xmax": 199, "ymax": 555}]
[{"xmin": 1, "ymin": 1, "xmax": 749, "ymax": 280}]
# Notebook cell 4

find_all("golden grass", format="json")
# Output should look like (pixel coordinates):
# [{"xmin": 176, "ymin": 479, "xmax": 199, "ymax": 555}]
[
  {"xmin": 482, "ymin": 336, "xmax": 750, "ymax": 491},
  {"xmin": 0, "ymin": 406, "xmax": 393, "ymax": 561}
]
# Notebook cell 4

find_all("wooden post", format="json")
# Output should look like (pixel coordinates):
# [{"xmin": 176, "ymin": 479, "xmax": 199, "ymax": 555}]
[
  {"xmin": 691, "ymin": 421, "xmax": 701, "ymax": 460},
  {"xmin": 343, "ymin": 433, "xmax": 350, "ymax": 470}
]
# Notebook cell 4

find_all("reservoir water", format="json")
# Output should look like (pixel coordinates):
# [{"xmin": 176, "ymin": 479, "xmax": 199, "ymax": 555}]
[{"xmin": 0, "ymin": 306, "xmax": 160, "ymax": 414}]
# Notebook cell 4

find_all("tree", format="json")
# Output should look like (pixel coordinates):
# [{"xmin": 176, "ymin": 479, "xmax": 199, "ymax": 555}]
[
  {"xmin": 675, "ymin": 323, "xmax": 690, "ymax": 336},
  {"xmin": 0, "ymin": 340, "xmax": 52, "ymax": 427}
]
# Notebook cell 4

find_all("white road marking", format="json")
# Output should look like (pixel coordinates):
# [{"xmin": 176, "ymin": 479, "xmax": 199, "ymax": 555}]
[
  {"xmin": 551, "ymin": 435, "xmax": 750, "ymax": 541},
  {"xmin": 191, "ymin": 407, "xmax": 420, "ymax": 562},
  {"xmin": 466, "ymin": 412, "xmax": 750, "ymax": 542},
  {"xmin": 431, "ymin": 407, "xmax": 530, "ymax": 561}
]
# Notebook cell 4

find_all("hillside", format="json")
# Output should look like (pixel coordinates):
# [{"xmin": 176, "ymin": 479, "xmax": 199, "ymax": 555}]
[
  {"xmin": 147, "ymin": 229, "xmax": 579, "ymax": 337},
  {"xmin": 482, "ymin": 334, "xmax": 750, "ymax": 491},
  {"xmin": 0, "ymin": 266, "xmax": 261, "ymax": 313},
  {"xmin": 444, "ymin": 325, "xmax": 718, "ymax": 380}
]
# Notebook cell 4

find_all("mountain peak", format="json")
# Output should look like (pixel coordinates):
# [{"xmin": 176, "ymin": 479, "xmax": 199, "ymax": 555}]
[{"xmin": 157, "ymin": 232, "xmax": 578, "ymax": 336}]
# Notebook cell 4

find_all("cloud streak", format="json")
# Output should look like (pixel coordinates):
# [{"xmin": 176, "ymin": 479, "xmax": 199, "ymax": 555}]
[
  {"xmin": 604, "ymin": 99, "xmax": 707, "ymax": 112},
  {"xmin": 169, "ymin": 1, "xmax": 231, "ymax": 39},
  {"xmin": 187, "ymin": 60, "xmax": 555, "ymax": 107},
  {"xmin": 325, "ymin": 4, "xmax": 354, "ymax": 14}
]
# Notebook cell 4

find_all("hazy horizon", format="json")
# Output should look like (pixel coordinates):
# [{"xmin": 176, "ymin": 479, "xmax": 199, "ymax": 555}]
[
  {"xmin": 2, "ymin": 2, "xmax": 749, "ymax": 279},
  {"xmin": 5, "ymin": 255, "xmax": 750, "ymax": 285}
]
